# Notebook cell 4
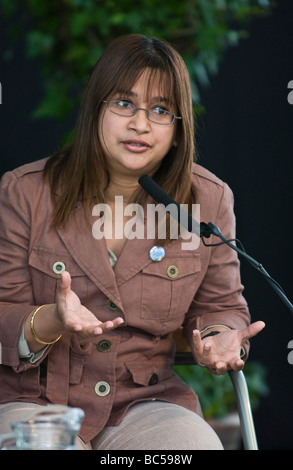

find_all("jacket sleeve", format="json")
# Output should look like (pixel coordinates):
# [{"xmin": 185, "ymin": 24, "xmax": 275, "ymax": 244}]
[
  {"xmin": 182, "ymin": 183, "xmax": 251, "ymax": 355},
  {"xmin": 0, "ymin": 171, "xmax": 44, "ymax": 371}
]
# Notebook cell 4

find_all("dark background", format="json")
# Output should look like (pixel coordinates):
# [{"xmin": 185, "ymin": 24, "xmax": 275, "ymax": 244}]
[{"xmin": 0, "ymin": 0, "xmax": 293, "ymax": 450}]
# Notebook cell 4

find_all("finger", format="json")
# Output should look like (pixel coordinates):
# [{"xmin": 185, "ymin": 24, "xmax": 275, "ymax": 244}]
[
  {"xmin": 97, "ymin": 318, "xmax": 124, "ymax": 332},
  {"xmin": 213, "ymin": 361, "xmax": 227, "ymax": 375},
  {"xmin": 229, "ymin": 357, "xmax": 245, "ymax": 372},
  {"xmin": 241, "ymin": 321, "xmax": 265, "ymax": 342},
  {"xmin": 56, "ymin": 272, "xmax": 72, "ymax": 321},
  {"xmin": 213, "ymin": 356, "xmax": 244, "ymax": 375},
  {"xmin": 106, "ymin": 317, "xmax": 124, "ymax": 329},
  {"xmin": 93, "ymin": 317, "xmax": 124, "ymax": 335},
  {"xmin": 191, "ymin": 330, "xmax": 207, "ymax": 365},
  {"xmin": 192, "ymin": 329, "xmax": 203, "ymax": 354},
  {"xmin": 93, "ymin": 325, "xmax": 104, "ymax": 335},
  {"xmin": 59, "ymin": 270, "xmax": 72, "ymax": 293},
  {"xmin": 201, "ymin": 341, "xmax": 213, "ymax": 365},
  {"xmin": 71, "ymin": 323, "xmax": 83, "ymax": 333}
]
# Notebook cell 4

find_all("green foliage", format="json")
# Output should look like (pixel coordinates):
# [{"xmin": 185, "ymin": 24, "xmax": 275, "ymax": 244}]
[
  {"xmin": 1, "ymin": 0, "xmax": 273, "ymax": 121},
  {"xmin": 173, "ymin": 361, "xmax": 269, "ymax": 419}
]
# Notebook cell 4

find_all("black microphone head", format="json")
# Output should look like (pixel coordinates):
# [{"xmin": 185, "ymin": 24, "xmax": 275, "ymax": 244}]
[
  {"xmin": 138, "ymin": 174, "xmax": 151, "ymax": 187},
  {"xmin": 138, "ymin": 174, "xmax": 174, "ymax": 206},
  {"xmin": 138, "ymin": 174, "xmax": 202, "ymax": 236}
]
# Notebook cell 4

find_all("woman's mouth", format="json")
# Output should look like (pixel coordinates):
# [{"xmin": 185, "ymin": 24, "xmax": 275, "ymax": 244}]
[{"xmin": 122, "ymin": 140, "xmax": 151, "ymax": 152}]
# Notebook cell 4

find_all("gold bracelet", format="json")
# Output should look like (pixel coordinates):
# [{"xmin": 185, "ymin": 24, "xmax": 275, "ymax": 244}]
[{"xmin": 30, "ymin": 305, "xmax": 62, "ymax": 345}]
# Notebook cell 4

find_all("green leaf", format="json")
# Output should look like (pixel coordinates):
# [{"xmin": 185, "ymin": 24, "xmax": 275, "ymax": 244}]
[
  {"xmin": 26, "ymin": 31, "xmax": 55, "ymax": 58},
  {"xmin": 2, "ymin": 0, "xmax": 274, "ymax": 121}
]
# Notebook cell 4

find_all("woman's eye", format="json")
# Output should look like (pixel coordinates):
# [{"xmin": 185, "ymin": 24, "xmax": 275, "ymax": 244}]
[
  {"xmin": 116, "ymin": 99, "xmax": 133, "ymax": 108},
  {"xmin": 152, "ymin": 106, "xmax": 169, "ymax": 115}
]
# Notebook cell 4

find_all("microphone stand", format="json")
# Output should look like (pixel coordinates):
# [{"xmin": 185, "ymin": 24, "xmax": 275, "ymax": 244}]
[
  {"xmin": 138, "ymin": 174, "xmax": 293, "ymax": 316},
  {"xmin": 139, "ymin": 174, "xmax": 292, "ymax": 450},
  {"xmin": 201, "ymin": 222, "xmax": 293, "ymax": 315}
]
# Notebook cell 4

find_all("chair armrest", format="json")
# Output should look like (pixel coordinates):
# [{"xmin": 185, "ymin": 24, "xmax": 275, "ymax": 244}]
[
  {"xmin": 228, "ymin": 370, "xmax": 258, "ymax": 450},
  {"xmin": 174, "ymin": 351, "xmax": 259, "ymax": 450}
]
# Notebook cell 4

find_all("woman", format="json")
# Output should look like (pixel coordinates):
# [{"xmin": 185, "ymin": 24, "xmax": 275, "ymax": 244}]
[{"xmin": 0, "ymin": 34, "xmax": 264, "ymax": 450}]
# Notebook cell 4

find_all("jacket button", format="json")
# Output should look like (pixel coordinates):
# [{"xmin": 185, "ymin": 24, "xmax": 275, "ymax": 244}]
[
  {"xmin": 106, "ymin": 299, "xmax": 119, "ymax": 312},
  {"xmin": 149, "ymin": 373, "xmax": 158, "ymax": 385},
  {"xmin": 166, "ymin": 265, "xmax": 179, "ymax": 278},
  {"xmin": 52, "ymin": 261, "xmax": 66, "ymax": 274},
  {"xmin": 95, "ymin": 381, "xmax": 110, "ymax": 396},
  {"xmin": 96, "ymin": 339, "xmax": 112, "ymax": 352}
]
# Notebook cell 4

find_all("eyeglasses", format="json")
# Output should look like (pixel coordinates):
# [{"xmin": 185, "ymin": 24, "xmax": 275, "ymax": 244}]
[{"xmin": 103, "ymin": 100, "xmax": 182, "ymax": 125}]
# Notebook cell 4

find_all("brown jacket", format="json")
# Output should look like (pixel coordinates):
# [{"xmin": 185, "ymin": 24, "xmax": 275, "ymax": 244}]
[{"xmin": 0, "ymin": 159, "xmax": 250, "ymax": 442}]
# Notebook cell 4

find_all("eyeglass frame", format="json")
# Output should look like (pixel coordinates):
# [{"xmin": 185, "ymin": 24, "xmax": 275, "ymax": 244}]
[{"xmin": 103, "ymin": 100, "xmax": 182, "ymax": 125}]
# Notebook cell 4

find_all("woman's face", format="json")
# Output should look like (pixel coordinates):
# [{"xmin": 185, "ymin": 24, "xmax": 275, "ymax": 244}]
[{"xmin": 98, "ymin": 69, "xmax": 178, "ymax": 180}]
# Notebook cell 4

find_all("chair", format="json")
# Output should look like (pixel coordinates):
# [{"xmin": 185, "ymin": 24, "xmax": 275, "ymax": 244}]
[{"xmin": 174, "ymin": 332, "xmax": 258, "ymax": 450}]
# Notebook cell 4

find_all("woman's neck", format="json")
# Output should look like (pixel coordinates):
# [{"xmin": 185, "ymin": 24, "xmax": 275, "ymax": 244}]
[{"xmin": 105, "ymin": 175, "xmax": 140, "ymax": 204}]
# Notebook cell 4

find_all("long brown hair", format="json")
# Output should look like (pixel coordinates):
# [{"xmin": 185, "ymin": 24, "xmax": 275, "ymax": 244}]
[{"xmin": 43, "ymin": 34, "xmax": 197, "ymax": 234}]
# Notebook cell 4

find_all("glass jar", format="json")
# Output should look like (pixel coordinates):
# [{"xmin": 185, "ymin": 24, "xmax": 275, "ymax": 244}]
[{"xmin": 0, "ymin": 405, "xmax": 84, "ymax": 450}]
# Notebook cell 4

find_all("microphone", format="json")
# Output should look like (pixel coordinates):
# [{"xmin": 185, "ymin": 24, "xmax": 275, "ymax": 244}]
[
  {"xmin": 138, "ymin": 174, "xmax": 208, "ymax": 238},
  {"xmin": 138, "ymin": 174, "xmax": 293, "ymax": 315}
]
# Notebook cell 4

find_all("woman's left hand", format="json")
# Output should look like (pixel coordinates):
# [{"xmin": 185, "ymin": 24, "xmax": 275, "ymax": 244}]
[{"xmin": 191, "ymin": 321, "xmax": 265, "ymax": 375}]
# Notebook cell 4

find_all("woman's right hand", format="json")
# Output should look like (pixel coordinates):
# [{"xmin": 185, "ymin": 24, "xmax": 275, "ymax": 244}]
[
  {"xmin": 56, "ymin": 270, "xmax": 124, "ymax": 337},
  {"xmin": 25, "ymin": 271, "xmax": 124, "ymax": 352}
]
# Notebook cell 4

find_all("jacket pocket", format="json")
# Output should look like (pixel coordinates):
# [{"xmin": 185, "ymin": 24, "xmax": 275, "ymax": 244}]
[
  {"xmin": 69, "ymin": 336, "xmax": 93, "ymax": 384},
  {"xmin": 125, "ymin": 359, "xmax": 174, "ymax": 387},
  {"xmin": 140, "ymin": 253, "xmax": 201, "ymax": 321},
  {"xmin": 69, "ymin": 353, "xmax": 84, "ymax": 385},
  {"xmin": 28, "ymin": 247, "xmax": 89, "ymax": 305}
]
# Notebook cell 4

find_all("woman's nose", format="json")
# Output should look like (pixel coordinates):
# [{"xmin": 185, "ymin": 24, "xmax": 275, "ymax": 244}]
[{"xmin": 127, "ymin": 108, "xmax": 151, "ymax": 133}]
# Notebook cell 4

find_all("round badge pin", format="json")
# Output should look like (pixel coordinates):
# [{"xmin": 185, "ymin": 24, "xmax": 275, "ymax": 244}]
[{"xmin": 149, "ymin": 246, "xmax": 165, "ymax": 262}]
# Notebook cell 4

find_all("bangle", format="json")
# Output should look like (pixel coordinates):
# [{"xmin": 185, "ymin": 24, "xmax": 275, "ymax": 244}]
[
  {"xmin": 200, "ymin": 324, "xmax": 231, "ymax": 335},
  {"xmin": 30, "ymin": 305, "xmax": 62, "ymax": 345},
  {"xmin": 201, "ymin": 331, "xmax": 221, "ymax": 340}
]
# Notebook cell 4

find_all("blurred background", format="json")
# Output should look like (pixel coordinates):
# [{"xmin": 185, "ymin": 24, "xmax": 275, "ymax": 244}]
[{"xmin": 0, "ymin": 0, "xmax": 292, "ymax": 450}]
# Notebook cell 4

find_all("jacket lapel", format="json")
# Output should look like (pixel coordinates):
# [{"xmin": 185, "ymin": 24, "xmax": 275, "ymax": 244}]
[
  {"xmin": 113, "ymin": 232, "xmax": 156, "ymax": 287},
  {"xmin": 55, "ymin": 203, "xmax": 123, "ymax": 310}
]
